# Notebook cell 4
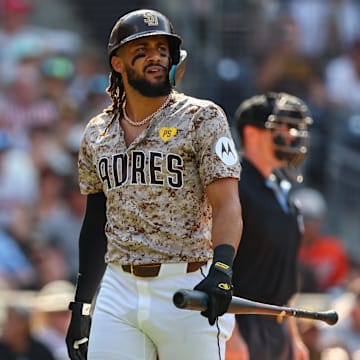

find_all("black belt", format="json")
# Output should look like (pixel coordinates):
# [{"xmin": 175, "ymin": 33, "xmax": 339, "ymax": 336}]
[{"xmin": 121, "ymin": 261, "xmax": 207, "ymax": 278}]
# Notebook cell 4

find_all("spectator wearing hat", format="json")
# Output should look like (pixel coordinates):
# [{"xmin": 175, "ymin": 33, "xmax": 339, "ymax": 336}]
[
  {"xmin": 40, "ymin": 55, "xmax": 76, "ymax": 102},
  {"xmin": 32, "ymin": 280, "xmax": 76, "ymax": 360},
  {"xmin": 0, "ymin": 289, "xmax": 55, "ymax": 359}
]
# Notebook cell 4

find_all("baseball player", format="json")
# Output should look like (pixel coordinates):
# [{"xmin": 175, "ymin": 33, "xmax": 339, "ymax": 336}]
[
  {"xmin": 65, "ymin": 9, "xmax": 242, "ymax": 360},
  {"xmin": 226, "ymin": 93, "xmax": 312, "ymax": 360}
]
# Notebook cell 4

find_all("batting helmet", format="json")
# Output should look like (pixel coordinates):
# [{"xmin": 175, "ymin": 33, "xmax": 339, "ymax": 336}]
[
  {"xmin": 107, "ymin": 9, "xmax": 182, "ymax": 66},
  {"xmin": 234, "ymin": 92, "xmax": 313, "ymax": 166}
]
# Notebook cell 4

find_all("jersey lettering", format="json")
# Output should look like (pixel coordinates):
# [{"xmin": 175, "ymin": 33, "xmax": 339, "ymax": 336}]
[
  {"xmin": 113, "ymin": 153, "xmax": 128, "ymax": 186},
  {"xmin": 167, "ymin": 154, "xmax": 183, "ymax": 188},
  {"xmin": 98, "ymin": 158, "xmax": 111, "ymax": 189},
  {"xmin": 131, "ymin": 151, "xmax": 146, "ymax": 184},
  {"xmin": 149, "ymin": 152, "xmax": 164, "ymax": 185},
  {"xmin": 98, "ymin": 151, "xmax": 184, "ymax": 190}
]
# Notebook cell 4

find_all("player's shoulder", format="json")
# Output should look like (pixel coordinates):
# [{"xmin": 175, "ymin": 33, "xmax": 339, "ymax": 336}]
[
  {"xmin": 84, "ymin": 112, "xmax": 112, "ymax": 142},
  {"xmin": 173, "ymin": 91, "xmax": 226, "ymax": 116},
  {"xmin": 86, "ymin": 112, "xmax": 111, "ymax": 128},
  {"xmin": 83, "ymin": 112, "xmax": 113, "ymax": 137}
]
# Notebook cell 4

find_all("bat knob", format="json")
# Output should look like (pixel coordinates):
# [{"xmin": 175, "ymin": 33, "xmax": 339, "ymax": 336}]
[
  {"xmin": 321, "ymin": 310, "xmax": 339, "ymax": 326},
  {"xmin": 173, "ymin": 289, "xmax": 208, "ymax": 311},
  {"xmin": 173, "ymin": 291, "xmax": 186, "ymax": 308}
]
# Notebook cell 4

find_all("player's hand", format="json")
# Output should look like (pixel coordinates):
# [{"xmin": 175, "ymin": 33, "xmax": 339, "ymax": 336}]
[
  {"xmin": 194, "ymin": 260, "xmax": 233, "ymax": 325},
  {"xmin": 66, "ymin": 301, "xmax": 92, "ymax": 360}
]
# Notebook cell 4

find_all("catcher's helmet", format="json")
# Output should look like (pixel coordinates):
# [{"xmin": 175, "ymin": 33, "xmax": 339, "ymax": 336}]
[
  {"xmin": 234, "ymin": 92, "xmax": 313, "ymax": 166},
  {"xmin": 108, "ymin": 9, "xmax": 182, "ymax": 66}
]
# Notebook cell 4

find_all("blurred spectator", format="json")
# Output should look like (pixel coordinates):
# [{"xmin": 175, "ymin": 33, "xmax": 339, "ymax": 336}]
[
  {"xmin": 40, "ymin": 55, "xmax": 76, "ymax": 103},
  {"xmin": 285, "ymin": 0, "xmax": 360, "ymax": 60},
  {"xmin": 0, "ymin": 290, "xmax": 55, "ymax": 359},
  {"xmin": 32, "ymin": 280, "xmax": 75, "ymax": 360},
  {"xmin": 37, "ymin": 176, "xmax": 85, "ymax": 282},
  {"xmin": 294, "ymin": 293, "xmax": 335, "ymax": 360},
  {"xmin": 323, "ymin": 106, "xmax": 360, "ymax": 262},
  {"xmin": 0, "ymin": 0, "xmax": 46, "ymax": 85},
  {"xmin": 80, "ymin": 73, "xmax": 111, "ymax": 120},
  {"xmin": 0, "ymin": 130, "xmax": 38, "ymax": 228},
  {"xmin": 324, "ymin": 38, "xmax": 360, "ymax": 110},
  {"xmin": 2, "ymin": 206, "xmax": 68, "ymax": 290},
  {"xmin": 318, "ymin": 279, "xmax": 360, "ymax": 358},
  {"xmin": 291, "ymin": 187, "xmax": 350, "ymax": 293},
  {"xmin": 35, "ymin": 166, "xmax": 68, "ymax": 223},
  {"xmin": 297, "ymin": 318, "xmax": 322, "ymax": 360},
  {"xmin": 54, "ymin": 97, "xmax": 81, "ymax": 157},
  {"xmin": 0, "ymin": 227, "xmax": 36, "ymax": 289},
  {"xmin": 0, "ymin": 64, "xmax": 58, "ymax": 150},
  {"xmin": 28, "ymin": 123, "xmax": 73, "ymax": 177},
  {"xmin": 67, "ymin": 45, "xmax": 107, "ymax": 105},
  {"xmin": 0, "ymin": 0, "xmax": 81, "ymax": 86},
  {"xmin": 28, "ymin": 240, "xmax": 69, "ymax": 289},
  {"xmin": 255, "ymin": 15, "xmax": 322, "ymax": 102}
]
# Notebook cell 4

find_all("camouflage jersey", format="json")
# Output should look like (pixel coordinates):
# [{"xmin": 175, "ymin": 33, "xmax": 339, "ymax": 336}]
[{"xmin": 78, "ymin": 90, "xmax": 241, "ymax": 265}]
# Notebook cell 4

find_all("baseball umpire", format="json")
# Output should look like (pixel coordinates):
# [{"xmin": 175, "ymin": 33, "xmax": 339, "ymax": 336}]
[
  {"xmin": 226, "ymin": 93, "xmax": 312, "ymax": 360},
  {"xmin": 65, "ymin": 9, "xmax": 242, "ymax": 360}
]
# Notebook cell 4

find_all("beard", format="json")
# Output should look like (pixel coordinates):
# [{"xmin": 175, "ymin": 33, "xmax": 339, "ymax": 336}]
[{"xmin": 125, "ymin": 64, "xmax": 172, "ymax": 97}]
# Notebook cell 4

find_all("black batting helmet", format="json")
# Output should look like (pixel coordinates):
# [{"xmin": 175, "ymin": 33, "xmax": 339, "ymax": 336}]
[{"xmin": 107, "ymin": 9, "xmax": 182, "ymax": 66}]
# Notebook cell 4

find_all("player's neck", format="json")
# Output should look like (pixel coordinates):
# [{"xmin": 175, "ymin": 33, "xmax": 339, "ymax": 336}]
[{"xmin": 123, "ymin": 89, "xmax": 170, "ymax": 122}]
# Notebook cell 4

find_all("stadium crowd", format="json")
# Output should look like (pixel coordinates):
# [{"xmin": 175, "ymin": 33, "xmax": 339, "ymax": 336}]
[{"xmin": 0, "ymin": 0, "xmax": 360, "ymax": 359}]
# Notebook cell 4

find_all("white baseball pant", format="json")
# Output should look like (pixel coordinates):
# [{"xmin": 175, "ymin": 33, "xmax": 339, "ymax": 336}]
[{"xmin": 88, "ymin": 261, "xmax": 235, "ymax": 360}]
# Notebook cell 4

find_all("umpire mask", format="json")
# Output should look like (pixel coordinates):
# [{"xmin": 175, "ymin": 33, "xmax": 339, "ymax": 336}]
[{"xmin": 265, "ymin": 93, "xmax": 313, "ymax": 167}]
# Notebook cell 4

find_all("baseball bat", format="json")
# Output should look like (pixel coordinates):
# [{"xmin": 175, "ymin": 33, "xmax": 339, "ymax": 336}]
[{"xmin": 173, "ymin": 289, "xmax": 338, "ymax": 326}]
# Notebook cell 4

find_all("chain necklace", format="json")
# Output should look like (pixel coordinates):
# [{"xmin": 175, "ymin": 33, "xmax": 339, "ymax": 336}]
[{"xmin": 122, "ymin": 93, "xmax": 172, "ymax": 127}]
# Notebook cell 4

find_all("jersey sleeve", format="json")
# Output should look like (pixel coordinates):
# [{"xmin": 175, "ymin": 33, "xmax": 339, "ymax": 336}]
[
  {"xmin": 78, "ymin": 123, "xmax": 104, "ymax": 195},
  {"xmin": 192, "ymin": 103, "xmax": 241, "ymax": 187}
]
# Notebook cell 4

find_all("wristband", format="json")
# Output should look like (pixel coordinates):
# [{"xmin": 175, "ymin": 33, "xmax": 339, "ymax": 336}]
[
  {"xmin": 212, "ymin": 244, "xmax": 235, "ymax": 276},
  {"xmin": 69, "ymin": 301, "xmax": 92, "ymax": 316}
]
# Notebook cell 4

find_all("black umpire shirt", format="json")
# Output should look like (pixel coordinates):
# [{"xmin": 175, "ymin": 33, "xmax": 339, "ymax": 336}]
[{"xmin": 232, "ymin": 158, "xmax": 302, "ymax": 306}]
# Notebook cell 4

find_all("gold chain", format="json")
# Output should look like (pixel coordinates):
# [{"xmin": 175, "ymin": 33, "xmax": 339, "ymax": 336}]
[{"xmin": 122, "ymin": 93, "xmax": 172, "ymax": 127}]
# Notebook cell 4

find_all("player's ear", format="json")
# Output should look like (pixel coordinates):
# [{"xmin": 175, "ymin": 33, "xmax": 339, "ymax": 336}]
[{"xmin": 111, "ymin": 56, "xmax": 124, "ymax": 75}]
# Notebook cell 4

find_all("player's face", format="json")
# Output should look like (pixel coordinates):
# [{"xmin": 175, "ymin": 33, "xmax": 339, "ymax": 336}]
[{"xmin": 118, "ymin": 36, "xmax": 172, "ymax": 97}]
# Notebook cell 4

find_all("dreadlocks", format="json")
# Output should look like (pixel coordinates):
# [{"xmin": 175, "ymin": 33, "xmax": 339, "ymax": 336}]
[
  {"xmin": 104, "ymin": 71, "xmax": 124, "ymax": 116},
  {"xmin": 102, "ymin": 71, "xmax": 125, "ymax": 134}
]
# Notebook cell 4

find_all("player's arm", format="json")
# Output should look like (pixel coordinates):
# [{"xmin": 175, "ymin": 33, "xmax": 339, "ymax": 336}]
[
  {"xmin": 75, "ymin": 191, "xmax": 107, "ymax": 303},
  {"xmin": 205, "ymin": 177, "xmax": 242, "ymax": 251},
  {"xmin": 194, "ymin": 177, "xmax": 243, "ymax": 325},
  {"xmin": 66, "ymin": 191, "xmax": 107, "ymax": 360}
]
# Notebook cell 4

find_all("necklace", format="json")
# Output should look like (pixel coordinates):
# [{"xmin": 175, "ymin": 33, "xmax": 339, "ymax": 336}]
[{"xmin": 122, "ymin": 93, "xmax": 172, "ymax": 127}]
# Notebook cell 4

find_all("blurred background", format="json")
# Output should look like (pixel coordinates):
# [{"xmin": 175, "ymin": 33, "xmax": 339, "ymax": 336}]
[{"xmin": 0, "ymin": 0, "xmax": 360, "ymax": 359}]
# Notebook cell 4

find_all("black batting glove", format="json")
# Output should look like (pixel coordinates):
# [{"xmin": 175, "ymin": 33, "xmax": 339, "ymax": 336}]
[
  {"xmin": 194, "ymin": 244, "xmax": 235, "ymax": 325},
  {"xmin": 66, "ymin": 301, "xmax": 92, "ymax": 360}
]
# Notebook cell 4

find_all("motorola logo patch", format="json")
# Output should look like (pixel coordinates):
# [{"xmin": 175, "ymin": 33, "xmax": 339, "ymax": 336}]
[{"xmin": 215, "ymin": 137, "xmax": 238, "ymax": 166}]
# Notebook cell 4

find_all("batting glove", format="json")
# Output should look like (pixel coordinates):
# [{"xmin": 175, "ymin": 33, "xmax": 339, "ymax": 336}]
[
  {"xmin": 66, "ymin": 301, "xmax": 92, "ymax": 360},
  {"xmin": 194, "ymin": 244, "xmax": 235, "ymax": 325}
]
